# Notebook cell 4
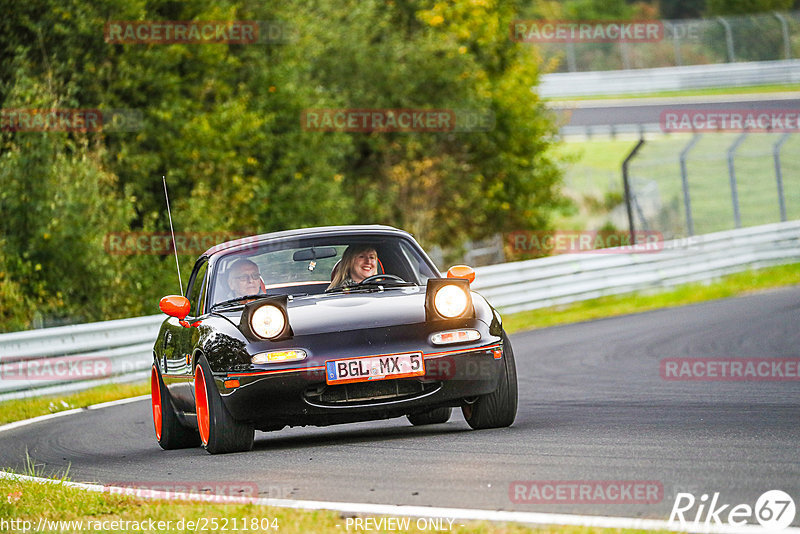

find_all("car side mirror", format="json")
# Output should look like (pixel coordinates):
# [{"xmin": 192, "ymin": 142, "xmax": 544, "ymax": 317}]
[
  {"xmin": 446, "ymin": 265, "xmax": 476, "ymax": 284},
  {"xmin": 159, "ymin": 295, "xmax": 190, "ymax": 320}
]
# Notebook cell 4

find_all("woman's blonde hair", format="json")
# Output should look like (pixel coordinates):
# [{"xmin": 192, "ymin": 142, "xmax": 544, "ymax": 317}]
[{"xmin": 328, "ymin": 244, "xmax": 377, "ymax": 289}]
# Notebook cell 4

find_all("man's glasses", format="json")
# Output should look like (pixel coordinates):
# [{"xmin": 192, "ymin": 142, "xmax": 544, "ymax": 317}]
[{"xmin": 234, "ymin": 273, "xmax": 261, "ymax": 283}]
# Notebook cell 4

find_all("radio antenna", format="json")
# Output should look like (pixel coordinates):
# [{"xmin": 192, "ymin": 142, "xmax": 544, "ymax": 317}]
[{"xmin": 162, "ymin": 176, "xmax": 183, "ymax": 295}]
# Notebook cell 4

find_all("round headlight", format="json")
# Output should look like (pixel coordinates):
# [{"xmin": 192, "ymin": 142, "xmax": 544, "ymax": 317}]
[
  {"xmin": 250, "ymin": 305, "xmax": 286, "ymax": 339},
  {"xmin": 433, "ymin": 285, "xmax": 469, "ymax": 318}
]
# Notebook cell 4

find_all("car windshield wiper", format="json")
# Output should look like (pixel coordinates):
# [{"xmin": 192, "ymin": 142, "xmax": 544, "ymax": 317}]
[
  {"xmin": 325, "ymin": 281, "xmax": 416, "ymax": 294},
  {"xmin": 359, "ymin": 280, "xmax": 416, "ymax": 288},
  {"xmin": 211, "ymin": 294, "xmax": 274, "ymax": 310}
]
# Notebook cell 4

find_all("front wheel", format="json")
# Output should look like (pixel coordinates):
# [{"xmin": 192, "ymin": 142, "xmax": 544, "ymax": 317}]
[
  {"xmin": 151, "ymin": 364, "xmax": 200, "ymax": 450},
  {"xmin": 462, "ymin": 331, "xmax": 518, "ymax": 429},
  {"xmin": 194, "ymin": 355, "xmax": 254, "ymax": 454}
]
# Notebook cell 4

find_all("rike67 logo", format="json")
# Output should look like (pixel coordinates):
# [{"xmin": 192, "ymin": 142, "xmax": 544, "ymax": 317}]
[{"xmin": 670, "ymin": 490, "xmax": 796, "ymax": 530}]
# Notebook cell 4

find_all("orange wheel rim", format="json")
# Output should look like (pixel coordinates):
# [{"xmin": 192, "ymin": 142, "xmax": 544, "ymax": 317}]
[
  {"xmin": 195, "ymin": 366, "xmax": 210, "ymax": 446},
  {"xmin": 150, "ymin": 366, "xmax": 162, "ymax": 440}
]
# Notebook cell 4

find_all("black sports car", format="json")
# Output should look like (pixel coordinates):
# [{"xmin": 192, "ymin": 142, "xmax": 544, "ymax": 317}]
[{"xmin": 151, "ymin": 225, "xmax": 517, "ymax": 454}]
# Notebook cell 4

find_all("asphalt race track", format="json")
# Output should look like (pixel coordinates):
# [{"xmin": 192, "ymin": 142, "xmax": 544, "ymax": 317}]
[{"xmin": 1, "ymin": 287, "xmax": 798, "ymax": 526}]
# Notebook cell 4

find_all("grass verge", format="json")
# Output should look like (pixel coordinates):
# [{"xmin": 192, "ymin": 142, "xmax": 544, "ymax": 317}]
[
  {"xmin": 0, "ymin": 472, "xmax": 677, "ymax": 534},
  {"xmin": 503, "ymin": 262, "xmax": 800, "ymax": 334},
  {"xmin": 545, "ymin": 83, "xmax": 800, "ymax": 101},
  {"xmin": 0, "ymin": 381, "xmax": 149, "ymax": 427}
]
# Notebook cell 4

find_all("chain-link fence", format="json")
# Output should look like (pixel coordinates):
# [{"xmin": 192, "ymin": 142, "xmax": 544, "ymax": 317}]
[
  {"xmin": 536, "ymin": 11, "xmax": 800, "ymax": 72},
  {"xmin": 623, "ymin": 133, "xmax": 800, "ymax": 239}
]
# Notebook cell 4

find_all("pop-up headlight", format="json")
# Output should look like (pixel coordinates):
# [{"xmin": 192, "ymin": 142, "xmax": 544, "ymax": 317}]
[
  {"xmin": 425, "ymin": 278, "xmax": 474, "ymax": 321},
  {"xmin": 239, "ymin": 296, "xmax": 292, "ymax": 341}
]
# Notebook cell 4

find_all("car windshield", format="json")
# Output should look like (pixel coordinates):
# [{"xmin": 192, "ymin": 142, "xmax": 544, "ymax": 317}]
[{"xmin": 208, "ymin": 234, "xmax": 438, "ymax": 307}]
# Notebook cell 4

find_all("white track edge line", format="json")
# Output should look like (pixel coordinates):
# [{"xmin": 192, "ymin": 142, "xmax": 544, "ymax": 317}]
[
  {"xmin": 2, "ymin": 398, "xmax": 798, "ymax": 533},
  {"xmin": 0, "ymin": 395, "xmax": 149, "ymax": 433}
]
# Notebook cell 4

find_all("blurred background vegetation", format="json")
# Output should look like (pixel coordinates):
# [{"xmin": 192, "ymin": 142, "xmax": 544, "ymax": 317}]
[
  {"xmin": 0, "ymin": 0, "xmax": 795, "ymax": 331},
  {"xmin": 0, "ymin": 0, "xmax": 564, "ymax": 331}
]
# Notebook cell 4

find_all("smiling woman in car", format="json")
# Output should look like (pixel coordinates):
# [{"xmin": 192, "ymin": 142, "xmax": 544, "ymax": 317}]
[{"xmin": 327, "ymin": 244, "xmax": 379, "ymax": 289}]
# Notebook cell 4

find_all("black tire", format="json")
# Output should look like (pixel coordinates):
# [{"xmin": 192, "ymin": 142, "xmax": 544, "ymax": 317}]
[
  {"xmin": 194, "ymin": 355, "xmax": 254, "ymax": 454},
  {"xmin": 407, "ymin": 407, "xmax": 452, "ymax": 426},
  {"xmin": 151, "ymin": 364, "xmax": 201, "ymax": 450},
  {"xmin": 461, "ymin": 331, "xmax": 518, "ymax": 429}
]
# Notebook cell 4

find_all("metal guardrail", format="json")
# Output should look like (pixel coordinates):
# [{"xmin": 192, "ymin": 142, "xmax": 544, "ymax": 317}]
[
  {"xmin": 472, "ymin": 220, "xmax": 800, "ymax": 314},
  {"xmin": 0, "ymin": 221, "xmax": 798, "ymax": 400},
  {"xmin": 539, "ymin": 59, "xmax": 800, "ymax": 97},
  {"xmin": 0, "ymin": 315, "xmax": 163, "ymax": 401}
]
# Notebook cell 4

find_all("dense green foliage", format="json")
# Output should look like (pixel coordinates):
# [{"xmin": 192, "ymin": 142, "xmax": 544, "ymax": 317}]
[
  {"xmin": 706, "ymin": 0, "xmax": 795, "ymax": 15},
  {"xmin": 0, "ymin": 0, "xmax": 564, "ymax": 331}
]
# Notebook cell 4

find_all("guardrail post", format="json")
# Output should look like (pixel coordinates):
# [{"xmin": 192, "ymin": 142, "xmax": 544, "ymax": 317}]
[
  {"xmin": 726, "ymin": 132, "xmax": 747, "ymax": 228},
  {"xmin": 716, "ymin": 17, "xmax": 736, "ymax": 62},
  {"xmin": 773, "ymin": 132, "xmax": 791, "ymax": 222},
  {"xmin": 620, "ymin": 41, "xmax": 631, "ymax": 70},
  {"xmin": 673, "ymin": 25, "xmax": 683, "ymax": 66},
  {"xmin": 622, "ymin": 137, "xmax": 646, "ymax": 244},
  {"xmin": 774, "ymin": 12, "xmax": 791, "ymax": 59},
  {"xmin": 566, "ymin": 41, "xmax": 577, "ymax": 72},
  {"xmin": 679, "ymin": 134, "xmax": 702, "ymax": 236},
  {"xmin": 664, "ymin": 21, "xmax": 683, "ymax": 66}
]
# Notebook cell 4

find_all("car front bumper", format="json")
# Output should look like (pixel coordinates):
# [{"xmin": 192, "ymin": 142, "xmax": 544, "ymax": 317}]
[{"xmin": 218, "ymin": 340, "xmax": 505, "ymax": 429}]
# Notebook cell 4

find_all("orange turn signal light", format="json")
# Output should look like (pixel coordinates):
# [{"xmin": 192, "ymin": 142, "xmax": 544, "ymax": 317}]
[
  {"xmin": 446, "ymin": 265, "xmax": 476, "ymax": 283},
  {"xmin": 224, "ymin": 379, "xmax": 240, "ymax": 389}
]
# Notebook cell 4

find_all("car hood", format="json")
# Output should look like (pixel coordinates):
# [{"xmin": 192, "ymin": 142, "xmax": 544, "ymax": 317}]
[{"xmin": 213, "ymin": 286, "xmax": 430, "ymax": 336}]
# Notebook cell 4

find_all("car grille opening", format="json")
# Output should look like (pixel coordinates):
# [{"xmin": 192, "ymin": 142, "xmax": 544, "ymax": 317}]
[{"xmin": 304, "ymin": 379, "xmax": 439, "ymax": 406}]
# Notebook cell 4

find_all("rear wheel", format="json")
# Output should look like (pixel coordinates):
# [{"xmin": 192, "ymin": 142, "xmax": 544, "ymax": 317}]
[
  {"xmin": 150, "ymin": 364, "xmax": 200, "ymax": 450},
  {"xmin": 194, "ymin": 355, "xmax": 254, "ymax": 454},
  {"xmin": 462, "ymin": 331, "xmax": 518, "ymax": 429},
  {"xmin": 407, "ymin": 407, "xmax": 452, "ymax": 426}
]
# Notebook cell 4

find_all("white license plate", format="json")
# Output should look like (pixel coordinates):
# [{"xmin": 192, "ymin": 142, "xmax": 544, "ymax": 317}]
[{"xmin": 325, "ymin": 352, "xmax": 424, "ymax": 385}]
